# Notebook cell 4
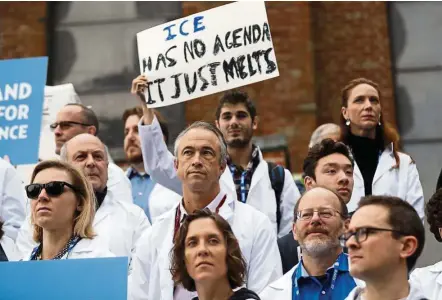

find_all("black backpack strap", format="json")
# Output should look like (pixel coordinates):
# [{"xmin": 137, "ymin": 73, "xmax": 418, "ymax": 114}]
[{"xmin": 268, "ymin": 162, "xmax": 285, "ymax": 231}]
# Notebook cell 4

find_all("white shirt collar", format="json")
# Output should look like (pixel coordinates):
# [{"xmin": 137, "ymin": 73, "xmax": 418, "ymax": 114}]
[{"xmin": 178, "ymin": 191, "xmax": 225, "ymax": 221}]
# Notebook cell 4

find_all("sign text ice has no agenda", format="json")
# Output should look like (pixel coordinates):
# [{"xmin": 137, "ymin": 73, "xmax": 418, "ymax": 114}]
[{"xmin": 141, "ymin": 16, "xmax": 277, "ymax": 104}]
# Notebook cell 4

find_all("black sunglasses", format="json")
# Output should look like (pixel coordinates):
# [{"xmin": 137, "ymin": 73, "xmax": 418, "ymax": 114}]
[
  {"xmin": 49, "ymin": 121, "xmax": 92, "ymax": 130},
  {"xmin": 25, "ymin": 181, "xmax": 78, "ymax": 199}
]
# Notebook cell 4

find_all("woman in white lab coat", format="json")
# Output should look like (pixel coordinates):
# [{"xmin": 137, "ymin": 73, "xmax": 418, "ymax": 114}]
[
  {"xmin": 340, "ymin": 78, "xmax": 424, "ymax": 219},
  {"xmin": 170, "ymin": 209, "xmax": 260, "ymax": 300},
  {"xmin": 410, "ymin": 189, "xmax": 442, "ymax": 299},
  {"xmin": 23, "ymin": 160, "xmax": 112, "ymax": 260}
]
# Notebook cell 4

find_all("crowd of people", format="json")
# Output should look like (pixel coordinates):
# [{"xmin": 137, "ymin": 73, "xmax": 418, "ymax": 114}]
[{"xmin": 0, "ymin": 75, "xmax": 440, "ymax": 300}]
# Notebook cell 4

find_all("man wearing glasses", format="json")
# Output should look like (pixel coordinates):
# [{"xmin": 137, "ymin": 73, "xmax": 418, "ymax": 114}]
[
  {"xmin": 260, "ymin": 186, "xmax": 361, "ymax": 299},
  {"xmin": 342, "ymin": 195, "xmax": 426, "ymax": 300},
  {"xmin": 278, "ymin": 138, "xmax": 355, "ymax": 273},
  {"xmin": 51, "ymin": 103, "xmax": 132, "ymax": 203}
]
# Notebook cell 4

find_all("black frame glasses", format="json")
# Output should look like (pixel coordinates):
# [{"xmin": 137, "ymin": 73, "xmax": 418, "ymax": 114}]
[
  {"xmin": 296, "ymin": 207, "xmax": 344, "ymax": 221},
  {"xmin": 49, "ymin": 121, "xmax": 92, "ymax": 131},
  {"xmin": 25, "ymin": 181, "xmax": 78, "ymax": 199},
  {"xmin": 339, "ymin": 226, "xmax": 408, "ymax": 247}
]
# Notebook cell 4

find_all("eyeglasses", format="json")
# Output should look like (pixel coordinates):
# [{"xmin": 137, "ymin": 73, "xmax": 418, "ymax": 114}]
[
  {"xmin": 25, "ymin": 181, "xmax": 78, "ymax": 199},
  {"xmin": 296, "ymin": 207, "xmax": 344, "ymax": 221},
  {"xmin": 49, "ymin": 121, "xmax": 92, "ymax": 131},
  {"xmin": 339, "ymin": 227, "xmax": 408, "ymax": 247}
]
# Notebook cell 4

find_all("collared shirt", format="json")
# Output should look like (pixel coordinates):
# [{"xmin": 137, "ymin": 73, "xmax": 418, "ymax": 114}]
[
  {"xmin": 228, "ymin": 144, "xmax": 260, "ymax": 203},
  {"xmin": 127, "ymin": 167, "xmax": 156, "ymax": 221},
  {"xmin": 292, "ymin": 252, "xmax": 356, "ymax": 300},
  {"xmin": 174, "ymin": 191, "xmax": 226, "ymax": 300}
]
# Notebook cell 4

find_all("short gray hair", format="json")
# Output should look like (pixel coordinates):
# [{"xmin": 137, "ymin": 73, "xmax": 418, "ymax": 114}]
[
  {"xmin": 174, "ymin": 121, "xmax": 227, "ymax": 165},
  {"xmin": 309, "ymin": 123, "xmax": 340, "ymax": 148}
]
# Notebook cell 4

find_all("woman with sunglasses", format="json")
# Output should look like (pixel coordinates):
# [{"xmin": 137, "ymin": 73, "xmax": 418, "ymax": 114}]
[
  {"xmin": 340, "ymin": 78, "xmax": 424, "ymax": 219},
  {"xmin": 170, "ymin": 209, "xmax": 260, "ymax": 300},
  {"xmin": 23, "ymin": 160, "xmax": 113, "ymax": 260}
]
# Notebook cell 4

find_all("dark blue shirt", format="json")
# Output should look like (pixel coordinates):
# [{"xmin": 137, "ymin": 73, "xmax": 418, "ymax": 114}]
[
  {"xmin": 127, "ymin": 167, "xmax": 156, "ymax": 222},
  {"xmin": 291, "ymin": 252, "xmax": 356, "ymax": 300}
]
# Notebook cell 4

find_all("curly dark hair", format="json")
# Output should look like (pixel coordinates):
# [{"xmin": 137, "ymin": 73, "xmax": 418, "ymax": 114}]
[
  {"xmin": 215, "ymin": 90, "xmax": 257, "ymax": 121},
  {"xmin": 426, "ymin": 189, "xmax": 442, "ymax": 242},
  {"xmin": 303, "ymin": 138, "xmax": 354, "ymax": 180},
  {"xmin": 170, "ymin": 208, "xmax": 246, "ymax": 291}
]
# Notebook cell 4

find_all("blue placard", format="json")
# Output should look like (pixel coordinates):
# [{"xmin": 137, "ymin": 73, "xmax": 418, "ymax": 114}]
[
  {"xmin": 0, "ymin": 257, "xmax": 128, "ymax": 300},
  {"xmin": 0, "ymin": 57, "xmax": 48, "ymax": 165}
]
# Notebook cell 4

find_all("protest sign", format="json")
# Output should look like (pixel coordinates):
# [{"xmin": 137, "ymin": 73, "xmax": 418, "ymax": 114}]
[
  {"xmin": 137, "ymin": 1, "xmax": 279, "ymax": 108},
  {"xmin": 0, "ymin": 257, "xmax": 128, "ymax": 300},
  {"xmin": 0, "ymin": 57, "xmax": 48, "ymax": 165}
]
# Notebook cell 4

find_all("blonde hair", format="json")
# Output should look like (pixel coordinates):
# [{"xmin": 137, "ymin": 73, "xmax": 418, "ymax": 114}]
[{"xmin": 30, "ymin": 160, "xmax": 96, "ymax": 242}]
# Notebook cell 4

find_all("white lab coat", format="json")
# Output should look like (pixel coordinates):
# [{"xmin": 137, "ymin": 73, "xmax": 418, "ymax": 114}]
[
  {"xmin": 21, "ymin": 236, "xmax": 114, "ymax": 260},
  {"xmin": 148, "ymin": 183, "xmax": 182, "ymax": 224},
  {"xmin": 345, "ymin": 280, "xmax": 426, "ymax": 300},
  {"xmin": 138, "ymin": 116, "xmax": 301, "ymax": 237},
  {"xmin": 346, "ymin": 145, "xmax": 424, "ymax": 221},
  {"xmin": 409, "ymin": 261, "xmax": 442, "ymax": 300},
  {"xmin": 16, "ymin": 188, "xmax": 151, "ymax": 259},
  {"xmin": 0, "ymin": 235, "xmax": 20, "ymax": 261},
  {"xmin": 259, "ymin": 258, "xmax": 364, "ymax": 300},
  {"xmin": 128, "ymin": 188, "xmax": 282, "ymax": 300},
  {"xmin": 107, "ymin": 162, "xmax": 133, "ymax": 204},
  {"xmin": 0, "ymin": 158, "xmax": 26, "ymax": 241}
]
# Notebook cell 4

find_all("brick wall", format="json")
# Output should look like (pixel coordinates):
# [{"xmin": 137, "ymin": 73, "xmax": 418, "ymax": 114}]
[
  {"xmin": 0, "ymin": 2, "xmax": 47, "ymax": 59},
  {"xmin": 0, "ymin": 2, "xmax": 396, "ymax": 172},
  {"xmin": 311, "ymin": 2, "xmax": 396, "ymax": 126},
  {"xmin": 182, "ymin": 1, "xmax": 396, "ymax": 172}
]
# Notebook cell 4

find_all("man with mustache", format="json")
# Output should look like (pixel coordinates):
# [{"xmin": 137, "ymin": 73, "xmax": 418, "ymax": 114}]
[
  {"xmin": 52, "ymin": 103, "xmax": 132, "ymax": 203},
  {"xmin": 123, "ymin": 106, "xmax": 180, "ymax": 223},
  {"xmin": 129, "ymin": 121, "xmax": 282, "ymax": 300},
  {"xmin": 260, "ymin": 186, "xmax": 360, "ymax": 299},
  {"xmin": 16, "ymin": 134, "xmax": 150, "ymax": 258},
  {"xmin": 278, "ymin": 138, "xmax": 355, "ymax": 273},
  {"xmin": 131, "ymin": 75, "xmax": 300, "ymax": 238}
]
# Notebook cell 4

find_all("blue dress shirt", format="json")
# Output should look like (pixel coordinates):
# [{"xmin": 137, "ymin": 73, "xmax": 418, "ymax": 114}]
[
  {"xmin": 127, "ymin": 167, "xmax": 156, "ymax": 222},
  {"xmin": 291, "ymin": 252, "xmax": 356, "ymax": 300}
]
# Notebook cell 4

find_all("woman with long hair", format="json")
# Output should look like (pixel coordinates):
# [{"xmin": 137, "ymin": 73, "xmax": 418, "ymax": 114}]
[
  {"xmin": 171, "ymin": 208, "xmax": 260, "ymax": 300},
  {"xmin": 340, "ymin": 78, "xmax": 424, "ymax": 218},
  {"xmin": 23, "ymin": 160, "xmax": 112, "ymax": 260}
]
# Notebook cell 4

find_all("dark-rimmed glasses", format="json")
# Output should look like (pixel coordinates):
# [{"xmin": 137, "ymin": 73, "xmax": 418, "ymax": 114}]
[
  {"xmin": 296, "ymin": 207, "xmax": 344, "ymax": 221},
  {"xmin": 25, "ymin": 181, "xmax": 78, "ymax": 199},
  {"xmin": 339, "ymin": 227, "xmax": 408, "ymax": 247},
  {"xmin": 50, "ymin": 121, "xmax": 92, "ymax": 131}
]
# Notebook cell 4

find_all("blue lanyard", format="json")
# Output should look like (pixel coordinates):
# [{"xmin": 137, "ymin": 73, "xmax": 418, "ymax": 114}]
[
  {"xmin": 293, "ymin": 259, "xmax": 340, "ymax": 298},
  {"xmin": 30, "ymin": 236, "xmax": 82, "ymax": 260}
]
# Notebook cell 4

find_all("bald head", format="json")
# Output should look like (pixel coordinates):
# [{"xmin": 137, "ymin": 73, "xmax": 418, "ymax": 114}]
[
  {"xmin": 294, "ymin": 186, "xmax": 348, "ymax": 220},
  {"xmin": 61, "ymin": 133, "xmax": 108, "ymax": 192}
]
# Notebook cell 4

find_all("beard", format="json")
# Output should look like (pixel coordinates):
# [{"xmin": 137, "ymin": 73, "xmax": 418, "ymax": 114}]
[
  {"xmin": 301, "ymin": 237, "xmax": 340, "ymax": 258},
  {"xmin": 127, "ymin": 152, "xmax": 143, "ymax": 164},
  {"xmin": 226, "ymin": 128, "xmax": 253, "ymax": 149}
]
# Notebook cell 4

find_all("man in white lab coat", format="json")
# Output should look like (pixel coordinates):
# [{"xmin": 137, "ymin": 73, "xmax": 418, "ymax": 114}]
[
  {"xmin": 52, "ymin": 103, "xmax": 132, "ymax": 203},
  {"xmin": 131, "ymin": 76, "xmax": 300, "ymax": 238},
  {"xmin": 16, "ymin": 134, "xmax": 150, "ymax": 259},
  {"xmin": 343, "ymin": 195, "xmax": 425, "ymax": 300},
  {"xmin": 128, "ymin": 121, "xmax": 282, "ymax": 300}
]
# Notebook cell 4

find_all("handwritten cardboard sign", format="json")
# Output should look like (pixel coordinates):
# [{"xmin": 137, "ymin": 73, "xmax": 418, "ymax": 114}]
[{"xmin": 137, "ymin": 1, "xmax": 279, "ymax": 108}]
